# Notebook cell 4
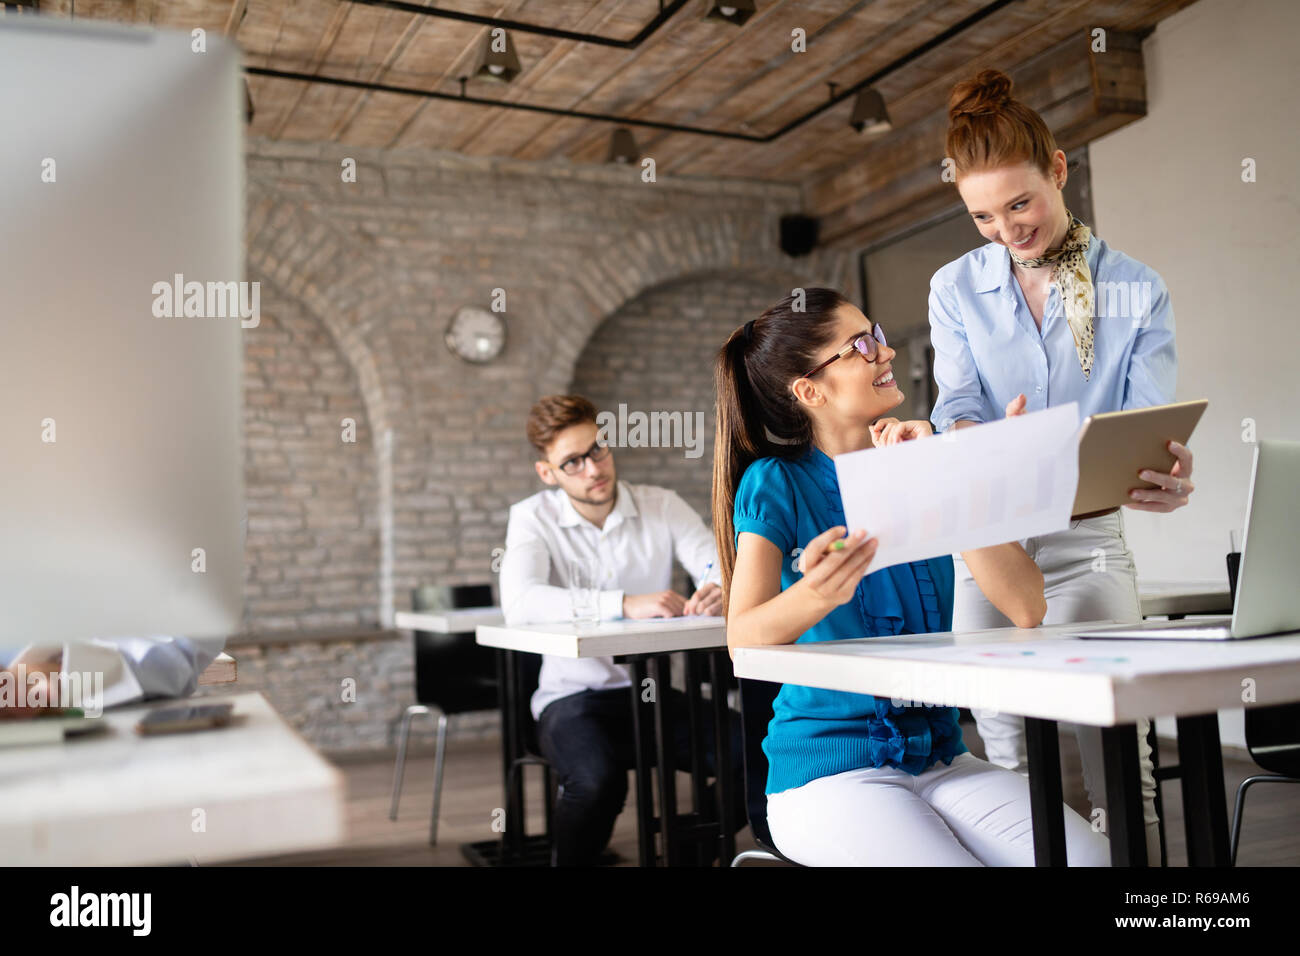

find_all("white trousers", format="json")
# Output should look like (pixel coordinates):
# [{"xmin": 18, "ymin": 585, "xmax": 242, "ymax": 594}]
[
  {"xmin": 955, "ymin": 511, "xmax": 1163, "ymax": 863},
  {"xmin": 767, "ymin": 752, "xmax": 1111, "ymax": 866}
]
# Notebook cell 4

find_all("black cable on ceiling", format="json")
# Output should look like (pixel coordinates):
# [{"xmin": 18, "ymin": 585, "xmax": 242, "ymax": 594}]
[{"xmin": 342, "ymin": 0, "xmax": 692, "ymax": 49}]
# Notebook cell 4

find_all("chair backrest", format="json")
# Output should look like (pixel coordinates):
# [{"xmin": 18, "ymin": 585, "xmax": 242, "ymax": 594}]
[
  {"xmin": 1245, "ymin": 704, "xmax": 1300, "ymax": 777},
  {"xmin": 738, "ymin": 677, "xmax": 781, "ymax": 848},
  {"xmin": 1226, "ymin": 555, "xmax": 1300, "ymax": 777},
  {"xmin": 411, "ymin": 583, "xmax": 499, "ymax": 713},
  {"xmin": 413, "ymin": 583, "xmax": 494, "ymax": 613}
]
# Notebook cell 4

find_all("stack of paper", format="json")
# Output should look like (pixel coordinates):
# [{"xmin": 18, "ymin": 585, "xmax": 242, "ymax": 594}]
[{"xmin": 833, "ymin": 404, "xmax": 1081, "ymax": 570}]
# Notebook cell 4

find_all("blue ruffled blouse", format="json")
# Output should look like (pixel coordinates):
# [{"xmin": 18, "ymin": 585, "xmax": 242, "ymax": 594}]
[{"xmin": 733, "ymin": 445, "xmax": 967, "ymax": 795}]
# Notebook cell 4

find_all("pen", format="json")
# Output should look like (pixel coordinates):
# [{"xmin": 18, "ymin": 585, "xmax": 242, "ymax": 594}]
[
  {"xmin": 683, "ymin": 562, "xmax": 716, "ymax": 617},
  {"xmin": 827, "ymin": 531, "xmax": 871, "ymax": 553}
]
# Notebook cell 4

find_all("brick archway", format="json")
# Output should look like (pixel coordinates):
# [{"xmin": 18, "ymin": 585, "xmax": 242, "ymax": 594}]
[{"xmin": 542, "ymin": 209, "xmax": 856, "ymax": 388}]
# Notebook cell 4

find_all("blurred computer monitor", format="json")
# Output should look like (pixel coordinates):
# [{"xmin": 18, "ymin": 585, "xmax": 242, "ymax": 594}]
[{"xmin": 0, "ymin": 17, "xmax": 245, "ymax": 648}]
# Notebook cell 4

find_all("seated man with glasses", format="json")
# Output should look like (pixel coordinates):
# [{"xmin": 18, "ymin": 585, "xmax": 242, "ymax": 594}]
[{"xmin": 499, "ymin": 394, "xmax": 744, "ymax": 865}]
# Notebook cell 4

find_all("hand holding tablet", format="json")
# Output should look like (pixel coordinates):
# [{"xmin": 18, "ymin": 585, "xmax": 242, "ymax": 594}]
[
  {"xmin": 1071, "ymin": 399, "xmax": 1207, "ymax": 518},
  {"xmin": 1126, "ymin": 439, "xmax": 1196, "ymax": 513}
]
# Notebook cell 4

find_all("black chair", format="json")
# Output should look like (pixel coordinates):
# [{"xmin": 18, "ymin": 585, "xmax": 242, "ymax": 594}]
[
  {"xmin": 389, "ymin": 583, "xmax": 500, "ymax": 845},
  {"xmin": 1219, "ymin": 547, "xmax": 1300, "ymax": 865},
  {"xmin": 1230, "ymin": 704, "xmax": 1300, "ymax": 864},
  {"xmin": 730, "ymin": 678, "xmax": 802, "ymax": 866}
]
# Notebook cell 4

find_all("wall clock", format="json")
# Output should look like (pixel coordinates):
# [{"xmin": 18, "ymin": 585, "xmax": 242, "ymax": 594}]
[{"xmin": 445, "ymin": 306, "xmax": 506, "ymax": 364}]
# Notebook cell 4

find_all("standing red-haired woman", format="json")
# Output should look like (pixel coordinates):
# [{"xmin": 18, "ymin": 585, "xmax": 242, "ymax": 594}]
[{"xmin": 928, "ymin": 69, "xmax": 1197, "ymax": 864}]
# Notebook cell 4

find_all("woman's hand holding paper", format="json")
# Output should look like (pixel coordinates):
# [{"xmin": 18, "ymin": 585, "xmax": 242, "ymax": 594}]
[
  {"xmin": 869, "ymin": 418, "xmax": 934, "ymax": 446},
  {"xmin": 796, "ymin": 526, "xmax": 879, "ymax": 610}
]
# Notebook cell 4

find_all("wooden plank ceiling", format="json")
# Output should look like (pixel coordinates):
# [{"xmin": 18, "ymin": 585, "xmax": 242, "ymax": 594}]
[{"xmin": 40, "ymin": 0, "xmax": 1200, "ymax": 245}]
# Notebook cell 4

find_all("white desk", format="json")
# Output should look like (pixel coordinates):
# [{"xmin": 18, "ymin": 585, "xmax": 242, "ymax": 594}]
[
  {"xmin": 0, "ymin": 691, "xmax": 344, "ymax": 865},
  {"xmin": 395, "ymin": 607, "xmax": 505, "ymax": 633},
  {"xmin": 476, "ymin": 616, "xmax": 733, "ymax": 867},
  {"xmin": 734, "ymin": 622, "xmax": 1300, "ymax": 866},
  {"xmin": 733, "ymin": 622, "xmax": 1300, "ymax": 727},
  {"xmin": 476, "ymin": 616, "xmax": 726, "ymax": 658}
]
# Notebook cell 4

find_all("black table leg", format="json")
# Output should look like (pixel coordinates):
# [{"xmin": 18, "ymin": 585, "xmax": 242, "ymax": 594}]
[
  {"xmin": 623, "ymin": 648, "xmax": 732, "ymax": 867},
  {"xmin": 1025, "ymin": 717, "xmax": 1067, "ymax": 866},
  {"xmin": 1176, "ymin": 713, "xmax": 1230, "ymax": 866},
  {"xmin": 1147, "ymin": 719, "xmax": 1168, "ymax": 867},
  {"xmin": 710, "ymin": 649, "xmax": 737, "ymax": 867},
  {"xmin": 627, "ymin": 656, "xmax": 657, "ymax": 867},
  {"xmin": 501, "ymin": 649, "xmax": 525, "ymax": 861},
  {"xmin": 683, "ymin": 652, "xmax": 710, "ymax": 866},
  {"xmin": 460, "ymin": 649, "xmax": 553, "ymax": 867},
  {"xmin": 1102, "ymin": 723, "xmax": 1148, "ymax": 867},
  {"xmin": 649, "ymin": 654, "xmax": 679, "ymax": 867},
  {"xmin": 683, "ymin": 654, "xmax": 709, "ymax": 813}
]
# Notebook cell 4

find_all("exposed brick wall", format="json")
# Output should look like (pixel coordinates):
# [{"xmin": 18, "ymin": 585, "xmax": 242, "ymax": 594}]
[
  {"xmin": 571, "ymin": 271, "xmax": 806, "ymax": 592},
  {"xmin": 242, "ymin": 281, "xmax": 380, "ymax": 634},
  {"xmin": 236, "ymin": 137, "xmax": 857, "ymax": 752},
  {"xmin": 572, "ymin": 271, "xmax": 807, "ymax": 516}
]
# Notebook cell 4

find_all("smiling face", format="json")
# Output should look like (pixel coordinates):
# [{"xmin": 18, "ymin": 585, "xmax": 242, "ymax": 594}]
[
  {"xmin": 535, "ymin": 420, "xmax": 617, "ymax": 507},
  {"xmin": 956, "ymin": 152, "xmax": 1069, "ymax": 259},
  {"xmin": 791, "ymin": 302, "xmax": 903, "ymax": 430}
]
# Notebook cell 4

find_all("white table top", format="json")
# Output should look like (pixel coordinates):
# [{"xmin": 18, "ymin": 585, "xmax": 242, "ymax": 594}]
[
  {"xmin": 395, "ymin": 607, "xmax": 505, "ymax": 633},
  {"xmin": 733, "ymin": 621, "xmax": 1300, "ymax": 727},
  {"xmin": 395, "ymin": 591, "xmax": 1229, "ymax": 635},
  {"xmin": 476, "ymin": 615, "xmax": 727, "ymax": 658},
  {"xmin": 0, "ymin": 691, "xmax": 344, "ymax": 865}
]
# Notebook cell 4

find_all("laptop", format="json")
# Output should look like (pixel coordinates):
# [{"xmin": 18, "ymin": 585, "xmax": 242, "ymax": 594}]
[{"xmin": 1078, "ymin": 439, "xmax": 1300, "ymax": 641}]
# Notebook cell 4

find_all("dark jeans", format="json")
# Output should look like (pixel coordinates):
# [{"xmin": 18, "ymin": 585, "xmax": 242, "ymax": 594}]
[{"xmin": 536, "ymin": 682, "xmax": 746, "ymax": 866}]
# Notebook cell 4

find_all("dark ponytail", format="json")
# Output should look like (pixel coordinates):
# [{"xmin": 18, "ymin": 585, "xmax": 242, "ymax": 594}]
[{"xmin": 711, "ymin": 287, "xmax": 851, "ymax": 611}]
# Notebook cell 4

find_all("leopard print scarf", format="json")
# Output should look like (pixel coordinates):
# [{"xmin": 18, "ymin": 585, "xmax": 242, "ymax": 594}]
[{"xmin": 1008, "ymin": 209, "xmax": 1094, "ymax": 380}]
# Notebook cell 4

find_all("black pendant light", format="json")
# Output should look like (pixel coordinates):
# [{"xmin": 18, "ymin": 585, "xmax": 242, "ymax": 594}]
[
  {"xmin": 703, "ymin": 1, "xmax": 756, "ymax": 27},
  {"xmin": 472, "ymin": 28, "xmax": 523, "ymax": 84},
  {"xmin": 605, "ymin": 128, "xmax": 640, "ymax": 164},
  {"xmin": 850, "ymin": 88, "xmax": 892, "ymax": 135}
]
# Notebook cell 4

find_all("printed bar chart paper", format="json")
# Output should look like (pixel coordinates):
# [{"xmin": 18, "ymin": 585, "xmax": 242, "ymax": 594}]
[{"xmin": 833, "ymin": 404, "xmax": 1081, "ymax": 570}]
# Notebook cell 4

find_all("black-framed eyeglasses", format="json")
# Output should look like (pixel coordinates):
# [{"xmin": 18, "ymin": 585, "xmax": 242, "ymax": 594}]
[
  {"xmin": 802, "ymin": 324, "xmax": 888, "ymax": 378},
  {"xmin": 552, "ymin": 441, "xmax": 612, "ymax": 476}
]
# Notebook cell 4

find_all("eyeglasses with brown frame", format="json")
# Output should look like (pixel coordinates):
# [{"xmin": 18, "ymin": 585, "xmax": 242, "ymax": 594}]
[{"xmin": 801, "ymin": 324, "xmax": 888, "ymax": 378}]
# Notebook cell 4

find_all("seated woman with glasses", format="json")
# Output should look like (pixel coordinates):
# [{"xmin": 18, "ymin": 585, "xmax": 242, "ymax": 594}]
[
  {"xmin": 710, "ymin": 288, "xmax": 1109, "ymax": 866},
  {"xmin": 498, "ymin": 394, "xmax": 745, "ymax": 865}
]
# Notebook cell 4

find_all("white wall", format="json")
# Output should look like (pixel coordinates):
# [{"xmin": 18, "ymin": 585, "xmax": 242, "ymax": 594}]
[{"xmin": 1089, "ymin": 0, "xmax": 1300, "ymax": 746}]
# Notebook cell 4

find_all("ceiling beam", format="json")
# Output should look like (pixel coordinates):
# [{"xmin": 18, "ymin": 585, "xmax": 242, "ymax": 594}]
[{"xmin": 223, "ymin": 0, "xmax": 246, "ymax": 35}]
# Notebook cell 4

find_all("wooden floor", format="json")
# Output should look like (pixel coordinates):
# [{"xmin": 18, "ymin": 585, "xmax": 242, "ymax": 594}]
[{"xmin": 225, "ymin": 719, "xmax": 1300, "ymax": 866}]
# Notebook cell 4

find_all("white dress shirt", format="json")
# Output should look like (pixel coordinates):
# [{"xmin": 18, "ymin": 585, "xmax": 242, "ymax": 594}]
[{"xmin": 498, "ymin": 480, "xmax": 720, "ymax": 720}]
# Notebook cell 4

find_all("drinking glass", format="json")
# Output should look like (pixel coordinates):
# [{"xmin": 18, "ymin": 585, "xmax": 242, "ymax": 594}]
[{"xmin": 567, "ymin": 556, "xmax": 601, "ymax": 627}]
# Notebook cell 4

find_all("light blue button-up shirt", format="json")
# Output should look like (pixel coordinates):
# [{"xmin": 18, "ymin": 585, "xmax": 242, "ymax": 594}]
[{"xmin": 928, "ymin": 234, "xmax": 1176, "ymax": 429}]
